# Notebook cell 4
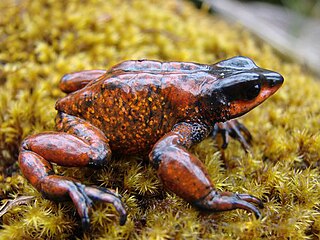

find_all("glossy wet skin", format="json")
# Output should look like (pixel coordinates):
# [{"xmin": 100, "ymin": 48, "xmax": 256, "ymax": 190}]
[
  {"xmin": 56, "ymin": 57, "xmax": 283, "ymax": 154},
  {"xmin": 19, "ymin": 56, "xmax": 283, "ymax": 228}
]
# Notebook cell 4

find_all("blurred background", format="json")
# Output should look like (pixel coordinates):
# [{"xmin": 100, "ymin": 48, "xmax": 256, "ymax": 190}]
[
  {"xmin": 193, "ymin": 0, "xmax": 320, "ymax": 76},
  {"xmin": 240, "ymin": 0, "xmax": 320, "ymax": 18}
]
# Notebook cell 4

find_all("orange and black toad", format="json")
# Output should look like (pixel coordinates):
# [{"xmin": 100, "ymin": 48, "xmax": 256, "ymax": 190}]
[{"xmin": 19, "ymin": 56, "xmax": 283, "ymax": 229}]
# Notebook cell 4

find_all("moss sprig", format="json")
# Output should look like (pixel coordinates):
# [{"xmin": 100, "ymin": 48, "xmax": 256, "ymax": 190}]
[{"xmin": 0, "ymin": 0, "xmax": 320, "ymax": 239}]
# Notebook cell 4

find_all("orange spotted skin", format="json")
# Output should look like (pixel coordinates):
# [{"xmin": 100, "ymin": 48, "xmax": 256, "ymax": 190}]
[
  {"xmin": 19, "ymin": 57, "xmax": 283, "ymax": 228},
  {"xmin": 55, "ymin": 67, "xmax": 220, "ymax": 154}
]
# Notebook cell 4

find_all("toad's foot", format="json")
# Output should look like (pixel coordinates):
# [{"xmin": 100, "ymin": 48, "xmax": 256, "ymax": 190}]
[
  {"xmin": 212, "ymin": 120, "xmax": 252, "ymax": 151},
  {"xmin": 194, "ymin": 190, "xmax": 263, "ymax": 218}
]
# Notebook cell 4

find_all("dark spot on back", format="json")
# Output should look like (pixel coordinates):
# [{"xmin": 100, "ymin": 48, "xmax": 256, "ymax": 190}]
[{"xmin": 85, "ymin": 100, "xmax": 93, "ymax": 107}]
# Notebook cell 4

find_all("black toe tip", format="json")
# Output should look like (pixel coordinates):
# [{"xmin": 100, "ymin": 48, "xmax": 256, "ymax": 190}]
[
  {"xmin": 119, "ymin": 214, "xmax": 127, "ymax": 226},
  {"xmin": 82, "ymin": 218, "xmax": 91, "ymax": 231}
]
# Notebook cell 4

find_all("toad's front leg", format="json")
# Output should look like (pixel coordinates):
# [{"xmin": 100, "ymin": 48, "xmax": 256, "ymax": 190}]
[
  {"xmin": 149, "ymin": 122, "xmax": 263, "ymax": 217},
  {"xmin": 18, "ymin": 112, "xmax": 127, "ymax": 229},
  {"xmin": 212, "ymin": 120, "xmax": 252, "ymax": 151}
]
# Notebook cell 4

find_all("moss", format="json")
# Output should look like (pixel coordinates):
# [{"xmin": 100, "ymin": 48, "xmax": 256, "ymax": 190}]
[{"xmin": 0, "ymin": 0, "xmax": 319, "ymax": 239}]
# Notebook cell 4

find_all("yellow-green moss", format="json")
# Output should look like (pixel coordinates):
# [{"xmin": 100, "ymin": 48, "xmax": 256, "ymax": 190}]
[{"xmin": 0, "ymin": 0, "xmax": 319, "ymax": 239}]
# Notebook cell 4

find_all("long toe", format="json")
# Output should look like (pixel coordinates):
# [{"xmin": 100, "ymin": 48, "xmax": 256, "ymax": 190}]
[
  {"xmin": 85, "ymin": 186, "xmax": 127, "ymax": 225},
  {"xmin": 193, "ymin": 190, "xmax": 262, "ymax": 218},
  {"xmin": 82, "ymin": 216, "xmax": 91, "ymax": 231},
  {"xmin": 237, "ymin": 193, "xmax": 264, "ymax": 208}
]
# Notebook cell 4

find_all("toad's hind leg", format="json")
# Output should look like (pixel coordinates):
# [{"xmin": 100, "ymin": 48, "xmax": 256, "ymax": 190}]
[
  {"xmin": 18, "ymin": 112, "xmax": 126, "ymax": 228},
  {"xmin": 59, "ymin": 70, "xmax": 106, "ymax": 93},
  {"xmin": 149, "ymin": 122, "xmax": 263, "ymax": 218}
]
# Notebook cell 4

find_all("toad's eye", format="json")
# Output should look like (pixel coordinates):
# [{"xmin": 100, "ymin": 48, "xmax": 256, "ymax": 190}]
[
  {"xmin": 221, "ymin": 78, "xmax": 261, "ymax": 102},
  {"xmin": 245, "ymin": 83, "xmax": 260, "ymax": 100}
]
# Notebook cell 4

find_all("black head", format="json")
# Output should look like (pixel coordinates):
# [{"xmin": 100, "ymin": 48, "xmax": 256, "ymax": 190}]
[{"xmin": 211, "ymin": 56, "xmax": 284, "ymax": 120}]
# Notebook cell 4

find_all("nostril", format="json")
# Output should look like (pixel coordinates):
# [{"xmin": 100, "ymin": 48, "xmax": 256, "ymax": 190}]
[
  {"xmin": 266, "ymin": 73, "xmax": 284, "ymax": 87},
  {"xmin": 269, "ymin": 79, "xmax": 277, "ymax": 87}
]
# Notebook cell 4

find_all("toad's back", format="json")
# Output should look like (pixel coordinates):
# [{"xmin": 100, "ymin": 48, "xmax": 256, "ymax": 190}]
[{"xmin": 55, "ymin": 70, "xmax": 217, "ymax": 154}]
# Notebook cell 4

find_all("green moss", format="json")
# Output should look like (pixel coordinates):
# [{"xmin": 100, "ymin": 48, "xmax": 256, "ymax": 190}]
[{"xmin": 0, "ymin": 0, "xmax": 319, "ymax": 239}]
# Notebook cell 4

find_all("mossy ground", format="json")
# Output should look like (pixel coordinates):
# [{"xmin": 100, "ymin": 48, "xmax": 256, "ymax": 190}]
[{"xmin": 0, "ymin": 0, "xmax": 319, "ymax": 239}]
